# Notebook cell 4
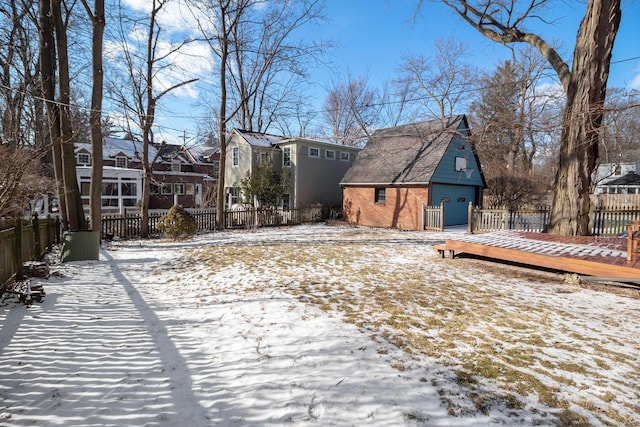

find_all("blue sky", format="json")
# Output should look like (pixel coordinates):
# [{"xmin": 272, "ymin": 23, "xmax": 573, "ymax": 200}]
[
  {"xmin": 310, "ymin": 0, "xmax": 640, "ymax": 91},
  {"xmin": 150, "ymin": 0, "xmax": 640, "ymax": 143}
]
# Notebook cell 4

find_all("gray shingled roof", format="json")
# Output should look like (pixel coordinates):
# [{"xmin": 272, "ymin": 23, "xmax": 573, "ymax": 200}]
[
  {"xmin": 341, "ymin": 115, "xmax": 468, "ymax": 185},
  {"xmin": 235, "ymin": 129, "xmax": 283, "ymax": 147},
  {"xmin": 603, "ymin": 171, "xmax": 640, "ymax": 186}
]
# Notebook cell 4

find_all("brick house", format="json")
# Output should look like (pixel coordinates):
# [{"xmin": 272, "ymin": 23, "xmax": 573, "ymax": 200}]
[
  {"xmin": 340, "ymin": 115, "xmax": 486, "ymax": 230},
  {"xmin": 75, "ymin": 137, "xmax": 219, "ymax": 214}
]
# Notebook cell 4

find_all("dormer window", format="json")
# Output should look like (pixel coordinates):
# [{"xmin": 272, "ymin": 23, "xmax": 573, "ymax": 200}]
[
  {"xmin": 115, "ymin": 155, "xmax": 127, "ymax": 168},
  {"xmin": 171, "ymin": 161, "xmax": 181, "ymax": 172},
  {"xmin": 77, "ymin": 152, "xmax": 91, "ymax": 166}
]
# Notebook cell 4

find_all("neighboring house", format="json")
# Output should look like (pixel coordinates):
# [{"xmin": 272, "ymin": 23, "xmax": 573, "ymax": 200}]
[
  {"xmin": 340, "ymin": 115, "xmax": 486, "ymax": 230},
  {"xmin": 599, "ymin": 171, "xmax": 640, "ymax": 194},
  {"xmin": 224, "ymin": 129, "xmax": 361, "ymax": 209},
  {"xmin": 74, "ymin": 137, "xmax": 219, "ymax": 214},
  {"xmin": 593, "ymin": 160, "xmax": 640, "ymax": 194}
]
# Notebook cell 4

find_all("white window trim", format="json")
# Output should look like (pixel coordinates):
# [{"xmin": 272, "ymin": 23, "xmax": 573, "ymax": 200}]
[
  {"xmin": 77, "ymin": 152, "xmax": 91, "ymax": 166},
  {"xmin": 115, "ymin": 155, "xmax": 128, "ymax": 168},
  {"xmin": 340, "ymin": 152, "xmax": 350, "ymax": 162},
  {"xmin": 174, "ymin": 183, "xmax": 185, "ymax": 195},
  {"xmin": 309, "ymin": 147, "xmax": 320, "ymax": 158},
  {"xmin": 325, "ymin": 149, "xmax": 336, "ymax": 160},
  {"xmin": 232, "ymin": 146, "xmax": 239, "ymax": 167},
  {"xmin": 283, "ymin": 147, "xmax": 291, "ymax": 167}
]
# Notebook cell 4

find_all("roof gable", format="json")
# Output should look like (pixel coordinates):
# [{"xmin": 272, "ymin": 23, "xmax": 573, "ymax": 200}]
[
  {"xmin": 75, "ymin": 137, "xmax": 155, "ymax": 162},
  {"xmin": 603, "ymin": 171, "xmax": 640, "ymax": 186},
  {"xmin": 341, "ymin": 115, "xmax": 470, "ymax": 185},
  {"xmin": 233, "ymin": 129, "xmax": 283, "ymax": 148}
]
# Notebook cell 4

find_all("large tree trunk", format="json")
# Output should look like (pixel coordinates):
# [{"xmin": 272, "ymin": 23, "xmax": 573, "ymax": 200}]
[
  {"xmin": 38, "ymin": 0, "xmax": 68, "ymax": 229},
  {"xmin": 215, "ymin": 2, "xmax": 230, "ymax": 230},
  {"xmin": 547, "ymin": 0, "xmax": 621, "ymax": 235},
  {"xmin": 87, "ymin": 0, "xmax": 105, "ymax": 237},
  {"xmin": 441, "ymin": 0, "xmax": 622, "ymax": 235},
  {"xmin": 51, "ymin": 0, "xmax": 87, "ymax": 231}
]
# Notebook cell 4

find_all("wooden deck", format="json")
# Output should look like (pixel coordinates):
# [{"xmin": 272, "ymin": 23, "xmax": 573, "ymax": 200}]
[{"xmin": 435, "ymin": 231, "xmax": 640, "ymax": 281}]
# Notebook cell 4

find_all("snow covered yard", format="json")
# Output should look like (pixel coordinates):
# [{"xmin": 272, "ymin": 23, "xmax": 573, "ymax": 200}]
[{"xmin": 0, "ymin": 223, "xmax": 639, "ymax": 426}]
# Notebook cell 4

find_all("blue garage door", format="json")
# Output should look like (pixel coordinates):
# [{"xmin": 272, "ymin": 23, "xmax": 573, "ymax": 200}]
[{"xmin": 431, "ymin": 184, "xmax": 476, "ymax": 226}]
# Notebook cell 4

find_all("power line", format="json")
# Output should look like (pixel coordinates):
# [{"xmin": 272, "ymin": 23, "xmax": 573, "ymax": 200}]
[{"xmin": 1, "ymin": 54, "xmax": 639, "ymax": 134}]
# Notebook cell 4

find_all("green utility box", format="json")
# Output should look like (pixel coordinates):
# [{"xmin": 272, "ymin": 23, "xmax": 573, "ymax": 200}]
[{"xmin": 60, "ymin": 231, "xmax": 100, "ymax": 262}]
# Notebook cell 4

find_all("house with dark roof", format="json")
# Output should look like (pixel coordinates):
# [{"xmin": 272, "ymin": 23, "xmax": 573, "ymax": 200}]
[
  {"xmin": 75, "ymin": 137, "xmax": 219, "ymax": 213},
  {"xmin": 599, "ymin": 171, "xmax": 640, "ymax": 195},
  {"xmin": 224, "ymin": 129, "xmax": 360, "ymax": 209},
  {"xmin": 340, "ymin": 115, "xmax": 485, "ymax": 230}
]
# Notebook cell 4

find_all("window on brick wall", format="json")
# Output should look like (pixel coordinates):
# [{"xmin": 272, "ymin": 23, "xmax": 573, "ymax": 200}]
[{"xmin": 374, "ymin": 188, "xmax": 386, "ymax": 204}]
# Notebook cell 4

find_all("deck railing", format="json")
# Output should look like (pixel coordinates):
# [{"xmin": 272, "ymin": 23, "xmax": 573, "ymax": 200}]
[{"xmin": 468, "ymin": 204, "xmax": 640, "ymax": 236}]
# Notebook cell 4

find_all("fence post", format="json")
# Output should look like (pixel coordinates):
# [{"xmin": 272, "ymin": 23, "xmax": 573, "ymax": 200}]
[
  {"xmin": 55, "ymin": 216, "xmax": 61, "ymax": 244},
  {"xmin": 45, "ymin": 215, "xmax": 53, "ymax": 250},
  {"xmin": 467, "ymin": 202, "xmax": 473, "ymax": 234},
  {"xmin": 14, "ymin": 220, "xmax": 24, "ymax": 280},
  {"xmin": 504, "ymin": 206, "xmax": 510, "ymax": 231},
  {"xmin": 33, "ymin": 214, "xmax": 42, "ymax": 260}
]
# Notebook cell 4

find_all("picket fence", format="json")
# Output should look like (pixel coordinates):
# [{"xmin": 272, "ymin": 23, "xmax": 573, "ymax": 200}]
[
  {"xmin": 468, "ymin": 205, "xmax": 640, "ymax": 235},
  {"xmin": 101, "ymin": 205, "xmax": 325, "ymax": 239}
]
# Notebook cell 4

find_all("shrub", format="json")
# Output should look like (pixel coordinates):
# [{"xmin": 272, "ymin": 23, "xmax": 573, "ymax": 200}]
[{"xmin": 157, "ymin": 205, "xmax": 197, "ymax": 240}]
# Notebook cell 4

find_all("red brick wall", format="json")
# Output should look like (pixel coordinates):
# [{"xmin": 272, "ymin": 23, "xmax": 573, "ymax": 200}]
[{"xmin": 343, "ymin": 186, "xmax": 430, "ymax": 230}]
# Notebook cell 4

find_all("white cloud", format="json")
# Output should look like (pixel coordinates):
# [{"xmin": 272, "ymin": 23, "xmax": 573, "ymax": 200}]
[
  {"xmin": 630, "ymin": 72, "xmax": 640, "ymax": 89},
  {"xmin": 154, "ymin": 40, "xmax": 214, "ymax": 99},
  {"xmin": 122, "ymin": 0, "xmax": 203, "ymax": 38}
]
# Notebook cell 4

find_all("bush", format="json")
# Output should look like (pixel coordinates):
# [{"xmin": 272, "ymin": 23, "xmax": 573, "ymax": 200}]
[{"xmin": 157, "ymin": 205, "xmax": 197, "ymax": 240}]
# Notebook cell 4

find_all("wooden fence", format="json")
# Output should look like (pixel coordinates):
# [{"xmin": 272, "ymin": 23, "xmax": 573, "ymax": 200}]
[
  {"xmin": 1, "ymin": 216, "xmax": 59, "ymax": 287},
  {"xmin": 2, "ymin": 206, "xmax": 327, "ymax": 287},
  {"xmin": 423, "ymin": 203, "xmax": 444, "ymax": 231},
  {"xmin": 468, "ymin": 204, "xmax": 640, "ymax": 236},
  {"xmin": 102, "ymin": 206, "xmax": 325, "ymax": 238}
]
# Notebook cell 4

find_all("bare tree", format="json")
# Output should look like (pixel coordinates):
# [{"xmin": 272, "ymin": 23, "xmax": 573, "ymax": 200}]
[
  {"xmin": 322, "ymin": 73, "xmax": 379, "ymax": 146},
  {"xmin": 188, "ymin": 0, "xmax": 327, "ymax": 227},
  {"xmin": 432, "ymin": 0, "xmax": 622, "ymax": 236},
  {"xmin": 599, "ymin": 88, "xmax": 640, "ymax": 162},
  {"xmin": 39, "ymin": 0, "xmax": 87, "ymax": 231},
  {"xmin": 0, "ymin": 145, "xmax": 52, "ymax": 219},
  {"xmin": 592, "ymin": 88, "xmax": 640, "ymax": 188},
  {"xmin": 226, "ymin": 0, "xmax": 327, "ymax": 133},
  {"xmin": 378, "ymin": 80, "xmax": 415, "ymax": 129},
  {"xmin": 80, "ymin": 0, "xmax": 105, "ymax": 236},
  {"xmin": 0, "ymin": 1, "xmax": 53, "ymax": 218},
  {"xmin": 471, "ymin": 46, "xmax": 562, "ymax": 180},
  {"xmin": 0, "ymin": 1, "xmax": 40, "ymax": 147},
  {"xmin": 110, "ymin": 0, "xmax": 197, "ymax": 237},
  {"xmin": 397, "ymin": 36, "xmax": 477, "ymax": 119}
]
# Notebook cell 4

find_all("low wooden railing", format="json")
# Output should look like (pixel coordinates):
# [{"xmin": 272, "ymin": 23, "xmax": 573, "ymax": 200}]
[
  {"xmin": 423, "ymin": 203, "xmax": 444, "ymax": 231},
  {"xmin": 468, "ymin": 204, "xmax": 640, "ymax": 236}
]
